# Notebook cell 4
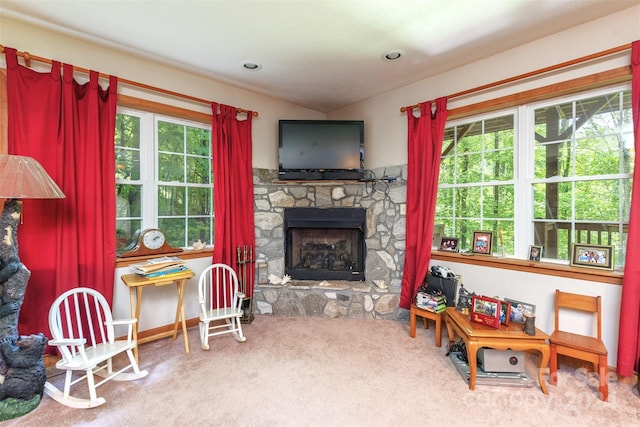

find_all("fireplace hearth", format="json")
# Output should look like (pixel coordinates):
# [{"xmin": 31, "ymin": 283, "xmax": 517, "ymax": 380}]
[{"xmin": 284, "ymin": 207, "xmax": 366, "ymax": 281}]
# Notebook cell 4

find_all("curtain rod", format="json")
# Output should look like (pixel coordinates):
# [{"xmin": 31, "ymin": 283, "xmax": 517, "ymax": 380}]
[
  {"xmin": 400, "ymin": 43, "xmax": 633, "ymax": 113},
  {"xmin": 0, "ymin": 45, "xmax": 259, "ymax": 117}
]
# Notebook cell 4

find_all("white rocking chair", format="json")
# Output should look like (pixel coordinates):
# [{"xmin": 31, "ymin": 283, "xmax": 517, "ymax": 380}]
[
  {"xmin": 198, "ymin": 263, "xmax": 247, "ymax": 350},
  {"xmin": 44, "ymin": 287, "xmax": 148, "ymax": 408}
]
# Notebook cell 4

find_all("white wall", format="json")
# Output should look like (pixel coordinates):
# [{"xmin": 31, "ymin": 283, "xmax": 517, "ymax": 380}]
[
  {"xmin": 3, "ymin": 8, "xmax": 638, "ymax": 173},
  {"xmin": 329, "ymin": 6, "xmax": 640, "ymax": 171},
  {"xmin": 0, "ymin": 15, "xmax": 320, "ymax": 341},
  {"xmin": 328, "ymin": 6, "xmax": 639, "ymax": 367},
  {"xmin": 432, "ymin": 260, "xmax": 622, "ymax": 367},
  {"xmin": 112, "ymin": 257, "xmax": 211, "ymax": 333},
  {"xmin": 0, "ymin": 16, "xmax": 324, "ymax": 170},
  {"xmin": 3, "ymin": 8, "xmax": 639, "ymax": 367}
]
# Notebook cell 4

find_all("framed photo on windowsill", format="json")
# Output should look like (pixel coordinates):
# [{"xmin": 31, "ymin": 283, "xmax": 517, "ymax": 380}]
[
  {"xmin": 439, "ymin": 237, "xmax": 459, "ymax": 252},
  {"xmin": 528, "ymin": 245, "xmax": 542, "ymax": 262},
  {"xmin": 570, "ymin": 243, "xmax": 614, "ymax": 270},
  {"xmin": 471, "ymin": 231, "xmax": 493, "ymax": 255}
]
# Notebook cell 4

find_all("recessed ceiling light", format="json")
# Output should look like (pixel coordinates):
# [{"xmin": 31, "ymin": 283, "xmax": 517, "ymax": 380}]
[
  {"xmin": 382, "ymin": 50, "xmax": 404, "ymax": 61},
  {"xmin": 242, "ymin": 61, "xmax": 262, "ymax": 71}
]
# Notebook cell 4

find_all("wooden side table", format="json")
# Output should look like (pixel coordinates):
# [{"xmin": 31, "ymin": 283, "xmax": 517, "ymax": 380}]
[
  {"xmin": 120, "ymin": 269, "xmax": 195, "ymax": 362},
  {"xmin": 444, "ymin": 307, "xmax": 550, "ymax": 394},
  {"xmin": 409, "ymin": 303, "xmax": 443, "ymax": 347}
]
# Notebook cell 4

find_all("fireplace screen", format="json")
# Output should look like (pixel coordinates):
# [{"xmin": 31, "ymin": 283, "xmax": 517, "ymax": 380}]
[
  {"xmin": 284, "ymin": 207, "xmax": 365, "ymax": 281},
  {"xmin": 291, "ymin": 228, "xmax": 360, "ymax": 270}
]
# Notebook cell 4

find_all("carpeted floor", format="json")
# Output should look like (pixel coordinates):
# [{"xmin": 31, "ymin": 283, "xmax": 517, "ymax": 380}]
[{"xmin": 5, "ymin": 315, "xmax": 640, "ymax": 426}]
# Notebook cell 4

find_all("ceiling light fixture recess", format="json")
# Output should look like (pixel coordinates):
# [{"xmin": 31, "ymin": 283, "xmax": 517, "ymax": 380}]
[
  {"xmin": 242, "ymin": 61, "xmax": 262, "ymax": 71},
  {"xmin": 382, "ymin": 50, "xmax": 404, "ymax": 61}
]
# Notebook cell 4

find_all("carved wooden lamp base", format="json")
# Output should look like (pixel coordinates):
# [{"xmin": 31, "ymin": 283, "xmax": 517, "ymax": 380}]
[{"xmin": 0, "ymin": 200, "xmax": 48, "ymax": 421}]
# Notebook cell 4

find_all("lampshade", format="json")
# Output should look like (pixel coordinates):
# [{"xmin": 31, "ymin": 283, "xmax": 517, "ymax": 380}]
[{"xmin": 0, "ymin": 154, "xmax": 65, "ymax": 199}]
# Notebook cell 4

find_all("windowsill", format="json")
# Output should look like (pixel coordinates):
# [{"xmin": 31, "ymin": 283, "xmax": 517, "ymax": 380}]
[
  {"xmin": 115, "ymin": 248, "xmax": 622, "ymax": 285},
  {"xmin": 115, "ymin": 247, "xmax": 213, "ymax": 268},
  {"xmin": 431, "ymin": 251, "xmax": 623, "ymax": 285}
]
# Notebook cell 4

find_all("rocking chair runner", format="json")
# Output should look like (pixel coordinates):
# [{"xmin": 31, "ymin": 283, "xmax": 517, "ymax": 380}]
[
  {"xmin": 198, "ymin": 263, "xmax": 247, "ymax": 350},
  {"xmin": 44, "ymin": 287, "xmax": 148, "ymax": 408}
]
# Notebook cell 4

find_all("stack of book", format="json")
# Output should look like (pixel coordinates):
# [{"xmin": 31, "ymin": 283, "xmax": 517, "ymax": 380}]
[
  {"xmin": 416, "ymin": 292, "xmax": 447, "ymax": 313},
  {"xmin": 129, "ymin": 256, "xmax": 188, "ymax": 278}
]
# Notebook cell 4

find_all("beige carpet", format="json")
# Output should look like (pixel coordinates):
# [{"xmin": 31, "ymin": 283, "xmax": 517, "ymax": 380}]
[{"xmin": 5, "ymin": 315, "xmax": 640, "ymax": 427}]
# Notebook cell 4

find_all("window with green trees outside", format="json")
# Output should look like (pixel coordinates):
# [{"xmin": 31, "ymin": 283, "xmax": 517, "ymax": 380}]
[
  {"xmin": 115, "ymin": 109, "xmax": 213, "ymax": 252},
  {"xmin": 435, "ymin": 85, "xmax": 632, "ymax": 268}
]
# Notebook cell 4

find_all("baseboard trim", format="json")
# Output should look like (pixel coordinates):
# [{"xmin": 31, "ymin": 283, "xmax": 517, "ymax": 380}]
[
  {"xmin": 45, "ymin": 317, "xmax": 203, "ymax": 367},
  {"xmin": 137, "ymin": 317, "xmax": 200, "ymax": 342}
]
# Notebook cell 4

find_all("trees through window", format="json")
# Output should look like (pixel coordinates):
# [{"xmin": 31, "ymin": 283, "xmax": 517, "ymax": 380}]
[
  {"xmin": 115, "ymin": 109, "xmax": 213, "ymax": 252},
  {"xmin": 435, "ymin": 86, "xmax": 633, "ymax": 268}
]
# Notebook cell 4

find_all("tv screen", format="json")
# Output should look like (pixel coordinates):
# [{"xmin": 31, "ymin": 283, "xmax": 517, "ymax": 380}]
[{"xmin": 278, "ymin": 120, "xmax": 364, "ymax": 180}]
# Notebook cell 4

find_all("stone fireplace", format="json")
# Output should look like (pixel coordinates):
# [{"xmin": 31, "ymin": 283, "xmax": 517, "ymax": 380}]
[
  {"xmin": 284, "ymin": 207, "xmax": 365, "ymax": 281},
  {"xmin": 251, "ymin": 167, "xmax": 407, "ymax": 319}
]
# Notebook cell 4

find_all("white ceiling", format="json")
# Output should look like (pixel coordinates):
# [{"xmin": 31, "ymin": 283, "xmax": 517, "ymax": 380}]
[{"xmin": 1, "ymin": 0, "xmax": 639, "ymax": 112}]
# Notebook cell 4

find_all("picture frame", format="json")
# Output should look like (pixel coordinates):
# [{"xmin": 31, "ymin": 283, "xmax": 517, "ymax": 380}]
[
  {"xmin": 439, "ymin": 237, "xmax": 459, "ymax": 252},
  {"xmin": 499, "ymin": 300, "xmax": 511, "ymax": 326},
  {"xmin": 528, "ymin": 245, "xmax": 542, "ymax": 262},
  {"xmin": 503, "ymin": 298, "xmax": 536, "ymax": 324},
  {"xmin": 570, "ymin": 243, "xmax": 614, "ymax": 270},
  {"xmin": 471, "ymin": 231, "xmax": 493, "ymax": 255},
  {"xmin": 470, "ymin": 295, "xmax": 501, "ymax": 328}
]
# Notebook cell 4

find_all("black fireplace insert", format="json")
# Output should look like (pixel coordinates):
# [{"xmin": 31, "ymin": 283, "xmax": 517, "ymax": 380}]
[{"xmin": 284, "ymin": 207, "xmax": 366, "ymax": 281}]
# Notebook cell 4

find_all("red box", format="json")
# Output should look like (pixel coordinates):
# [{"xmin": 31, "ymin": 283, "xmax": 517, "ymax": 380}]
[{"xmin": 470, "ymin": 295, "xmax": 501, "ymax": 328}]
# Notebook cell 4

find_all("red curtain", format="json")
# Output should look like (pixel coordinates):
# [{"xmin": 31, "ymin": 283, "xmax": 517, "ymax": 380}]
[
  {"xmin": 6, "ymin": 48, "xmax": 117, "ymax": 336},
  {"xmin": 211, "ymin": 103, "xmax": 255, "ymax": 297},
  {"xmin": 617, "ymin": 40, "xmax": 640, "ymax": 377},
  {"xmin": 399, "ymin": 98, "xmax": 448, "ymax": 309}
]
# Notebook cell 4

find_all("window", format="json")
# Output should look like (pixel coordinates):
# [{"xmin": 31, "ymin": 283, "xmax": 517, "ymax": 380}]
[
  {"xmin": 436, "ymin": 113, "xmax": 516, "ymax": 254},
  {"xmin": 115, "ymin": 109, "xmax": 213, "ymax": 251},
  {"xmin": 531, "ymin": 89, "xmax": 632, "ymax": 266},
  {"xmin": 435, "ymin": 86, "xmax": 633, "ymax": 268}
]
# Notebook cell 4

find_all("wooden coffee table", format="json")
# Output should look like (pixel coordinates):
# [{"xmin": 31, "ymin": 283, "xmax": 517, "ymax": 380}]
[{"xmin": 444, "ymin": 307, "xmax": 550, "ymax": 394}]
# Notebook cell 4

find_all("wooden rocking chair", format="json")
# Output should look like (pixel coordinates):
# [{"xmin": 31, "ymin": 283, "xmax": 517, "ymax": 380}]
[
  {"xmin": 44, "ymin": 287, "xmax": 148, "ymax": 408},
  {"xmin": 198, "ymin": 263, "xmax": 247, "ymax": 350}
]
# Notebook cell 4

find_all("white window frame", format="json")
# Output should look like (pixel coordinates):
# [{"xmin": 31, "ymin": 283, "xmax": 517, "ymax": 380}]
[
  {"xmin": 116, "ymin": 107, "xmax": 214, "ymax": 248},
  {"xmin": 524, "ymin": 84, "xmax": 632, "ymax": 265},
  {"xmin": 437, "ymin": 83, "xmax": 632, "ymax": 266},
  {"xmin": 439, "ymin": 108, "xmax": 518, "ymax": 253}
]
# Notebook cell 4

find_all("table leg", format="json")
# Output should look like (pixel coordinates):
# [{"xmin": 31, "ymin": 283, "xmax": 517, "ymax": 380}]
[
  {"xmin": 130, "ymin": 286, "xmax": 142, "ymax": 363},
  {"xmin": 466, "ymin": 340, "xmax": 480, "ymax": 390},
  {"xmin": 409, "ymin": 308, "xmax": 417, "ymax": 338},
  {"xmin": 444, "ymin": 314, "xmax": 455, "ymax": 342},
  {"xmin": 435, "ymin": 317, "xmax": 442, "ymax": 348},
  {"xmin": 172, "ymin": 280, "xmax": 189, "ymax": 353},
  {"xmin": 537, "ymin": 344, "xmax": 550, "ymax": 394}
]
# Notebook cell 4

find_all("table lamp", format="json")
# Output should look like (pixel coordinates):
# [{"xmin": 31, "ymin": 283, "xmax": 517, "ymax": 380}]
[{"xmin": 0, "ymin": 154, "xmax": 65, "ymax": 420}]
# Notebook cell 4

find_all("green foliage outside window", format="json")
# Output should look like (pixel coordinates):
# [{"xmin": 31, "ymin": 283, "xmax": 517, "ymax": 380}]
[
  {"xmin": 436, "ymin": 88, "xmax": 632, "ymax": 267},
  {"xmin": 437, "ymin": 114, "xmax": 515, "ymax": 254},
  {"xmin": 531, "ymin": 91, "xmax": 632, "ymax": 265},
  {"xmin": 115, "ymin": 112, "xmax": 213, "ymax": 252},
  {"xmin": 115, "ymin": 114, "xmax": 143, "ymax": 250}
]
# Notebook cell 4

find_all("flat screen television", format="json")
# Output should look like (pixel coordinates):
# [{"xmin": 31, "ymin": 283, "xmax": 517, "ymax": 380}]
[{"xmin": 278, "ymin": 120, "xmax": 364, "ymax": 180}]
